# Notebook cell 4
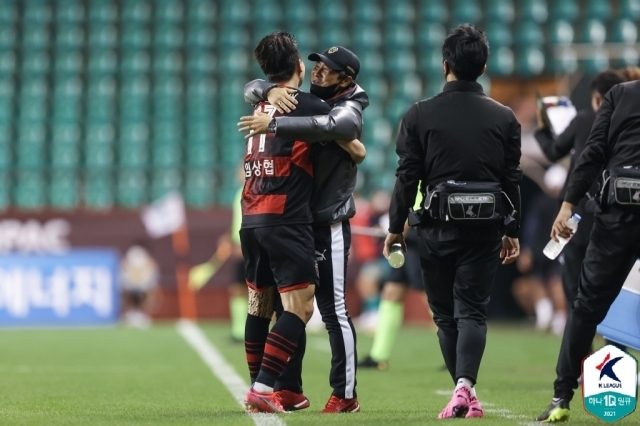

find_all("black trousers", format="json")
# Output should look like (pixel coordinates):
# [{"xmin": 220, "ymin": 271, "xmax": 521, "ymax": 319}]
[
  {"xmin": 554, "ymin": 215, "xmax": 640, "ymax": 401},
  {"xmin": 276, "ymin": 220, "xmax": 357, "ymax": 399},
  {"xmin": 559, "ymin": 241, "xmax": 588, "ymax": 313},
  {"xmin": 418, "ymin": 229, "xmax": 501, "ymax": 385}
]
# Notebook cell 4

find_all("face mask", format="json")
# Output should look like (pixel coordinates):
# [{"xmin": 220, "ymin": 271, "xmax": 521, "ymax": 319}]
[{"xmin": 310, "ymin": 83, "xmax": 341, "ymax": 100}]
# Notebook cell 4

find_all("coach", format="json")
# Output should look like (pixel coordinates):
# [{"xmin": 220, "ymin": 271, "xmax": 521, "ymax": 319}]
[
  {"xmin": 383, "ymin": 24, "xmax": 522, "ymax": 419},
  {"xmin": 536, "ymin": 79, "xmax": 640, "ymax": 423}
]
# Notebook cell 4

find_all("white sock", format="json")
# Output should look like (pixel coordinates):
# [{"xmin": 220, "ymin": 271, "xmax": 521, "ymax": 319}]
[
  {"xmin": 253, "ymin": 382, "xmax": 273, "ymax": 394},
  {"xmin": 470, "ymin": 387, "xmax": 477, "ymax": 397},
  {"xmin": 535, "ymin": 297, "xmax": 554, "ymax": 330},
  {"xmin": 551, "ymin": 311, "xmax": 566, "ymax": 336},
  {"xmin": 456, "ymin": 378, "xmax": 473, "ymax": 389}
]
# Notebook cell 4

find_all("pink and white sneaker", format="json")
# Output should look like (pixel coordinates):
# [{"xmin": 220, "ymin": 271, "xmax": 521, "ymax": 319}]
[
  {"xmin": 465, "ymin": 395, "xmax": 483, "ymax": 418},
  {"xmin": 437, "ymin": 386, "xmax": 471, "ymax": 419}
]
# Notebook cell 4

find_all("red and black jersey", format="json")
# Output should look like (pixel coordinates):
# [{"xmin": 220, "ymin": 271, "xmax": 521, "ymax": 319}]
[{"xmin": 241, "ymin": 90, "xmax": 331, "ymax": 228}]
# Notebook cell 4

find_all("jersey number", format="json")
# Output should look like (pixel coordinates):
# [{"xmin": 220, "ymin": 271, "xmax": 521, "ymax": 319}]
[{"xmin": 247, "ymin": 105, "xmax": 277, "ymax": 155}]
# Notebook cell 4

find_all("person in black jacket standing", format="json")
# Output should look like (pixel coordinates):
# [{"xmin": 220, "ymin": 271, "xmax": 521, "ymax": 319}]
[
  {"xmin": 534, "ymin": 70, "xmax": 625, "ymax": 314},
  {"xmin": 383, "ymin": 25, "xmax": 522, "ymax": 419},
  {"xmin": 536, "ymin": 80, "xmax": 640, "ymax": 423}
]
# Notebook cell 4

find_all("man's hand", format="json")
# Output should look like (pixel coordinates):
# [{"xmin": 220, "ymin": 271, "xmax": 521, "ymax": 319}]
[
  {"xmin": 238, "ymin": 112, "xmax": 272, "ymax": 139},
  {"xmin": 189, "ymin": 262, "xmax": 215, "ymax": 290},
  {"xmin": 189, "ymin": 234, "xmax": 233, "ymax": 290},
  {"xmin": 267, "ymin": 87, "xmax": 298, "ymax": 114},
  {"xmin": 383, "ymin": 233, "xmax": 406, "ymax": 259},
  {"xmin": 500, "ymin": 236, "xmax": 520, "ymax": 265},
  {"xmin": 551, "ymin": 201, "xmax": 574, "ymax": 242}
]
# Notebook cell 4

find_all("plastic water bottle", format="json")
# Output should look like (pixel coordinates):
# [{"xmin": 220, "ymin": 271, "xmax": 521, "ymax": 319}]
[
  {"xmin": 388, "ymin": 244, "xmax": 405, "ymax": 268},
  {"xmin": 543, "ymin": 214, "xmax": 582, "ymax": 260}
]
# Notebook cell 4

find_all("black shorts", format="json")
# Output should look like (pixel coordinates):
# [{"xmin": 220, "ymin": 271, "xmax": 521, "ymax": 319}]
[
  {"xmin": 234, "ymin": 258, "xmax": 245, "ymax": 284},
  {"xmin": 532, "ymin": 252, "xmax": 558, "ymax": 281},
  {"xmin": 385, "ymin": 245, "xmax": 423, "ymax": 290},
  {"xmin": 240, "ymin": 224, "xmax": 318, "ymax": 293}
]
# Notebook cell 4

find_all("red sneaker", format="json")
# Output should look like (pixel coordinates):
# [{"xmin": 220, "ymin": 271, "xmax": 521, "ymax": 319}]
[
  {"xmin": 274, "ymin": 389, "xmax": 310, "ymax": 411},
  {"xmin": 321, "ymin": 395, "xmax": 360, "ymax": 413},
  {"xmin": 244, "ymin": 388, "xmax": 286, "ymax": 413}
]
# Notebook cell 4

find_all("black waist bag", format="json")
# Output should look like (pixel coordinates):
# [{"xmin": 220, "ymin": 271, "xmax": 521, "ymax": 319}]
[
  {"xmin": 408, "ymin": 181, "xmax": 516, "ymax": 228},
  {"xmin": 422, "ymin": 181, "xmax": 512, "ymax": 225},
  {"xmin": 600, "ymin": 166, "xmax": 640, "ymax": 213}
]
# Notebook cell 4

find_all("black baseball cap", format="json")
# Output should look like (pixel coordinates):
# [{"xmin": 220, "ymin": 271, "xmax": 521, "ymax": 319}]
[{"xmin": 308, "ymin": 46, "xmax": 360, "ymax": 79}]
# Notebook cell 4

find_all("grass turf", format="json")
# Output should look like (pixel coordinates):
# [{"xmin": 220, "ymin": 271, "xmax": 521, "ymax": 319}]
[{"xmin": 0, "ymin": 323, "xmax": 637, "ymax": 425}]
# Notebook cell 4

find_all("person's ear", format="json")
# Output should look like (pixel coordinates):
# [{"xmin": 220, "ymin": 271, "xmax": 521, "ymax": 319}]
[
  {"xmin": 480, "ymin": 64, "xmax": 487, "ymax": 77},
  {"xmin": 340, "ymin": 76, "xmax": 353, "ymax": 88},
  {"xmin": 592, "ymin": 92, "xmax": 603, "ymax": 111},
  {"xmin": 443, "ymin": 60, "xmax": 449, "ymax": 76}
]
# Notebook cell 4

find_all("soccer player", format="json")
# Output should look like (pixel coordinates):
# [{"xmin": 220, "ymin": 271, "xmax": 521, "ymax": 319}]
[
  {"xmin": 359, "ymin": 218, "xmax": 428, "ymax": 370},
  {"xmin": 239, "ymin": 46, "xmax": 367, "ymax": 413},
  {"xmin": 240, "ymin": 31, "xmax": 331, "ymax": 413},
  {"xmin": 189, "ymin": 167, "xmax": 247, "ymax": 342}
]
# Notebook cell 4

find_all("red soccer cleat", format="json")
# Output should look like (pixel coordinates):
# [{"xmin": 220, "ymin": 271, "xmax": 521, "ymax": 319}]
[
  {"xmin": 438, "ymin": 386, "xmax": 470, "ymax": 419},
  {"xmin": 321, "ymin": 395, "xmax": 360, "ymax": 413},
  {"xmin": 274, "ymin": 389, "xmax": 310, "ymax": 411},
  {"xmin": 244, "ymin": 388, "xmax": 286, "ymax": 413},
  {"xmin": 465, "ymin": 395, "xmax": 484, "ymax": 418}
]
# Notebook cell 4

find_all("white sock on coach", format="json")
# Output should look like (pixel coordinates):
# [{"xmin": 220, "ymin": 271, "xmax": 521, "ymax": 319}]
[{"xmin": 456, "ymin": 378, "xmax": 473, "ymax": 389}]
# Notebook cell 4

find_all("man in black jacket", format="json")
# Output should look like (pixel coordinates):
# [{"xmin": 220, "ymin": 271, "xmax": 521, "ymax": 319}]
[
  {"xmin": 534, "ymin": 70, "xmax": 625, "ymax": 312},
  {"xmin": 536, "ymin": 80, "xmax": 640, "ymax": 423},
  {"xmin": 238, "ymin": 46, "xmax": 367, "ymax": 413},
  {"xmin": 383, "ymin": 25, "xmax": 522, "ymax": 419}
]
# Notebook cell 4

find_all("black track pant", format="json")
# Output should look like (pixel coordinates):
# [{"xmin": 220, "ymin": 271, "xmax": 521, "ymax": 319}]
[
  {"xmin": 560, "ymin": 241, "xmax": 588, "ymax": 313},
  {"xmin": 554, "ymin": 215, "xmax": 640, "ymax": 401},
  {"xmin": 560, "ymin": 240, "xmax": 627, "ymax": 352},
  {"xmin": 276, "ymin": 220, "xmax": 357, "ymax": 399},
  {"xmin": 418, "ymin": 230, "xmax": 502, "ymax": 385}
]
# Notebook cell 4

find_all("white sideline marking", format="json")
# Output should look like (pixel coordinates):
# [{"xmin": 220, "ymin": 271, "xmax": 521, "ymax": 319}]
[{"xmin": 177, "ymin": 320, "xmax": 286, "ymax": 426}]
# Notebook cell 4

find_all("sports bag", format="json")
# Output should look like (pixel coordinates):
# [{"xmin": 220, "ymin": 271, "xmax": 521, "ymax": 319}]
[{"xmin": 408, "ymin": 181, "xmax": 516, "ymax": 228}]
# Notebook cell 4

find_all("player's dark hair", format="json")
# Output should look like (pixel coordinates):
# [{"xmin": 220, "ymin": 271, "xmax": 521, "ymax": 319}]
[
  {"xmin": 442, "ymin": 24, "xmax": 489, "ymax": 81},
  {"xmin": 254, "ymin": 31, "xmax": 300, "ymax": 83},
  {"xmin": 590, "ymin": 70, "xmax": 626, "ymax": 96}
]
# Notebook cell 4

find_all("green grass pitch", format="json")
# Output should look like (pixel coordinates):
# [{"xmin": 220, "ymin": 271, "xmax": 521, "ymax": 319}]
[{"xmin": 0, "ymin": 323, "xmax": 637, "ymax": 425}]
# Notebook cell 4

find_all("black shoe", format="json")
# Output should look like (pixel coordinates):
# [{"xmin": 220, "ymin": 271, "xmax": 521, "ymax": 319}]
[
  {"xmin": 357, "ymin": 355, "xmax": 388, "ymax": 371},
  {"xmin": 535, "ymin": 398, "xmax": 570, "ymax": 422}
]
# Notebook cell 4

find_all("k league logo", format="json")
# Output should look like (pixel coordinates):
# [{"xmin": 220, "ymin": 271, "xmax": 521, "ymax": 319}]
[{"xmin": 583, "ymin": 345, "xmax": 638, "ymax": 423}]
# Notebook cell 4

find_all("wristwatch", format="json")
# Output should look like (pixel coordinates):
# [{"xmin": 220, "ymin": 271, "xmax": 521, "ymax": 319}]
[{"xmin": 267, "ymin": 119, "xmax": 277, "ymax": 134}]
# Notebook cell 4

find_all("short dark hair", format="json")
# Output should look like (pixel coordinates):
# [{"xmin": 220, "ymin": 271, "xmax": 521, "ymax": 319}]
[
  {"xmin": 590, "ymin": 70, "xmax": 626, "ymax": 96},
  {"xmin": 442, "ymin": 24, "xmax": 489, "ymax": 81},
  {"xmin": 254, "ymin": 31, "xmax": 300, "ymax": 83}
]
